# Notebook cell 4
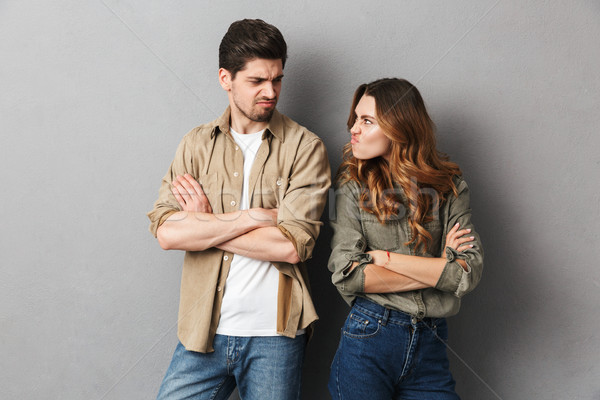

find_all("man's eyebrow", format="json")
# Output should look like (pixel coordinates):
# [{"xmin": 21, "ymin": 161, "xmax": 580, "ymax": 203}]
[{"xmin": 248, "ymin": 74, "xmax": 285, "ymax": 81}]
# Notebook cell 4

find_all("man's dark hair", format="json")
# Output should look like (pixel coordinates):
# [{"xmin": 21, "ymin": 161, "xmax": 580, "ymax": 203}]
[{"xmin": 219, "ymin": 19, "xmax": 287, "ymax": 78}]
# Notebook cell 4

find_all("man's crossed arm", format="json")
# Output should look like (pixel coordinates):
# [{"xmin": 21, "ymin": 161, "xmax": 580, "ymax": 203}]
[{"xmin": 157, "ymin": 174, "xmax": 300, "ymax": 264}]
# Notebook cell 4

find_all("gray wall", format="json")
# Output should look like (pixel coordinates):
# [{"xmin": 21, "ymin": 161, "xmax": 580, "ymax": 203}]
[{"xmin": 2, "ymin": 1, "xmax": 599, "ymax": 399}]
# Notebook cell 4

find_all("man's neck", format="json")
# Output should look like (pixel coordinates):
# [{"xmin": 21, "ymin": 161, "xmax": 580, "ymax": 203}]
[{"xmin": 229, "ymin": 111, "xmax": 269, "ymax": 134}]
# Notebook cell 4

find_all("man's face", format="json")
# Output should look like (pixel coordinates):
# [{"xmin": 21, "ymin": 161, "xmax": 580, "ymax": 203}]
[{"xmin": 220, "ymin": 58, "xmax": 283, "ymax": 126}]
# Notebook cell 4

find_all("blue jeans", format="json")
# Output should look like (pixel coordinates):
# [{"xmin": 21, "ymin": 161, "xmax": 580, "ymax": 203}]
[
  {"xmin": 329, "ymin": 297, "xmax": 459, "ymax": 400},
  {"xmin": 157, "ymin": 334, "xmax": 306, "ymax": 400}
]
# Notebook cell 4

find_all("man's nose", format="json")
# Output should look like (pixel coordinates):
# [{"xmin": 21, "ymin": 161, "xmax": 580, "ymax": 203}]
[{"xmin": 262, "ymin": 82, "xmax": 275, "ymax": 98}]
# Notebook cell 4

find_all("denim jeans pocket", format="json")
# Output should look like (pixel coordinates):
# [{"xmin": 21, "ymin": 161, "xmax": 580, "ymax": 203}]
[{"xmin": 342, "ymin": 309, "xmax": 381, "ymax": 339}]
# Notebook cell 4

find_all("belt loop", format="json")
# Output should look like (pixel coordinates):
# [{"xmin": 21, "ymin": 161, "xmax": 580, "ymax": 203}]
[{"xmin": 380, "ymin": 308, "xmax": 390, "ymax": 326}]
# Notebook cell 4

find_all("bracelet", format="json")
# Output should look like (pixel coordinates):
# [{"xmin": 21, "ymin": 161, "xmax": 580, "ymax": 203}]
[{"xmin": 386, "ymin": 250, "xmax": 391, "ymax": 266}]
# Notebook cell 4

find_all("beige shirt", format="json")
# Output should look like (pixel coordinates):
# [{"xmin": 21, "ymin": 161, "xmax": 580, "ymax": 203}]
[{"xmin": 148, "ymin": 108, "xmax": 331, "ymax": 353}]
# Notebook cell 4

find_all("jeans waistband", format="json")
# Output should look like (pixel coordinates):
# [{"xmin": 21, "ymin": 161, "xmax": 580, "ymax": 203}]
[{"xmin": 353, "ymin": 297, "xmax": 436, "ymax": 326}]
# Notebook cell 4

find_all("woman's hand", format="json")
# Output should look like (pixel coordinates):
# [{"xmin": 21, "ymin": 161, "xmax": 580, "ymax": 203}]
[
  {"xmin": 445, "ymin": 223, "xmax": 474, "ymax": 253},
  {"xmin": 367, "ymin": 250, "xmax": 389, "ymax": 267},
  {"xmin": 171, "ymin": 174, "xmax": 213, "ymax": 213}
]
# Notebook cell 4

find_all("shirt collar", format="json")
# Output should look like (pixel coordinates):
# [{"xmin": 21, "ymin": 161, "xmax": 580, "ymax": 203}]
[{"xmin": 212, "ymin": 106, "xmax": 285, "ymax": 143}]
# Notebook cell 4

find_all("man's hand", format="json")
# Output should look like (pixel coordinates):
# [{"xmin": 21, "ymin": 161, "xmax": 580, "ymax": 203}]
[
  {"xmin": 171, "ymin": 174, "xmax": 212, "ymax": 213},
  {"xmin": 247, "ymin": 208, "xmax": 278, "ymax": 226}
]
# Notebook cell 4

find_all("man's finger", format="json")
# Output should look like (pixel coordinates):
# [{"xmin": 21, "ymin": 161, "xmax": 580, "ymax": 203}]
[
  {"xmin": 173, "ymin": 179, "xmax": 191, "ymax": 200},
  {"xmin": 177, "ymin": 175, "xmax": 197, "ymax": 196},
  {"xmin": 183, "ymin": 175, "xmax": 210, "ymax": 206},
  {"xmin": 171, "ymin": 185, "xmax": 186, "ymax": 207},
  {"xmin": 186, "ymin": 175, "xmax": 205, "ymax": 194}
]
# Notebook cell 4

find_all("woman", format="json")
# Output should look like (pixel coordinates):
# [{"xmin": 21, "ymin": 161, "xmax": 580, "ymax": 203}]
[{"xmin": 328, "ymin": 78, "xmax": 483, "ymax": 400}]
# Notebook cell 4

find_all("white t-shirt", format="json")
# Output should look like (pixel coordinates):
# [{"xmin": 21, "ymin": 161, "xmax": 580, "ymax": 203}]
[{"xmin": 216, "ymin": 128, "xmax": 281, "ymax": 336}]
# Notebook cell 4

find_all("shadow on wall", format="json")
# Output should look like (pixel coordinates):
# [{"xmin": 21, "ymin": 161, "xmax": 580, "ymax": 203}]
[
  {"xmin": 284, "ymin": 49, "xmax": 351, "ymax": 399},
  {"xmin": 303, "ymin": 212, "xmax": 347, "ymax": 398},
  {"xmin": 434, "ymin": 110, "xmax": 536, "ymax": 399}
]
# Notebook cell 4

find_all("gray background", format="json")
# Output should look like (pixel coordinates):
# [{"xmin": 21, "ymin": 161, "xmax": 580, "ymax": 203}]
[{"xmin": 1, "ymin": 1, "xmax": 599, "ymax": 399}]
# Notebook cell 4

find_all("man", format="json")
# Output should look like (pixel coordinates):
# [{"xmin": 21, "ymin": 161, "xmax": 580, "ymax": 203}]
[{"xmin": 148, "ymin": 19, "xmax": 331, "ymax": 400}]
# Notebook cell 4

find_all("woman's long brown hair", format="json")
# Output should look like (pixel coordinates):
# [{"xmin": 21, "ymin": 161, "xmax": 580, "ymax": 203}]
[{"xmin": 338, "ymin": 78, "xmax": 462, "ymax": 253}]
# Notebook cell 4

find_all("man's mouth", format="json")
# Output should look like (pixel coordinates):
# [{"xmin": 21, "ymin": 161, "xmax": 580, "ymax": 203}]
[{"xmin": 256, "ymin": 98, "xmax": 276, "ymax": 107}]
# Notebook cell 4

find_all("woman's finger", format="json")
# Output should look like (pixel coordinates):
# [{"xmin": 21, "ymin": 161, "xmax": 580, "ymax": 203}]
[
  {"xmin": 455, "ymin": 235, "xmax": 475, "ymax": 245},
  {"xmin": 447, "ymin": 223, "xmax": 460, "ymax": 236},
  {"xmin": 457, "ymin": 244, "xmax": 474, "ymax": 252},
  {"xmin": 448, "ymin": 228, "xmax": 471, "ymax": 240}
]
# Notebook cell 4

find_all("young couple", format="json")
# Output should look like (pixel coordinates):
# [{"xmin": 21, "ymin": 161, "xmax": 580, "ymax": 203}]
[{"xmin": 148, "ymin": 19, "xmax": 483, "ymax": 400}]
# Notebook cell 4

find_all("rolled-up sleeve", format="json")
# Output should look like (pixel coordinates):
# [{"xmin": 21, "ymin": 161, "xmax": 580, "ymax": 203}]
[
  {"xmin": 277, "ymin": 138, "xmax": 331, "ymax": 262},
  {"xmin": 435, "ymin": 179, "xmax": 484, "ymax": 298},
  {"xmin": 328, "ymin": 182, "xmax": 373, "ymax": 303},
  {"xmin": 147, "ymin": 133, "xmax": 194, "ymax": 237}
]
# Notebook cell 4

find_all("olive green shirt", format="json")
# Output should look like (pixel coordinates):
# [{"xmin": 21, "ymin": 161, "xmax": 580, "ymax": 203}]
[
  {"xmin": 148, "ymin": 108, "xmax": 331, "ymax": 353},
  {"xmin": 328, "ymin": 177, "xmax": 483, "ymax": 319}
]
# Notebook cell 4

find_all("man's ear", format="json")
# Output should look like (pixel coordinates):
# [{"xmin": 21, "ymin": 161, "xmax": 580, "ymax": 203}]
[{"xmin": 218, "ymin": 68, "xmax": 232, "ymax": 91}]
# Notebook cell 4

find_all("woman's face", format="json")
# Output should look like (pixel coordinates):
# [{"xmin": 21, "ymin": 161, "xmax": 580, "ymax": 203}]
[{"xmin": 350, "ymin": 95, "xmax": 392, "ymax": 161}]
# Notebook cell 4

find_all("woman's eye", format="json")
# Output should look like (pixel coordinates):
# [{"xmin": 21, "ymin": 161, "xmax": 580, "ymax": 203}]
[{"xmin": 364, "ymin": 119, "xmax": 372, "ymax": 125}]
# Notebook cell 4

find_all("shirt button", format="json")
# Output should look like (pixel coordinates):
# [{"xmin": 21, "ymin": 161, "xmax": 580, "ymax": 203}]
[
  {"xmin": 233, "ymin": 172, "xmax": 239, "ymax": 177},
  {"xmin": 223, "ymin": 255, "xmax": 229, "ymax": 261},
  {"xmin": 230, "ymin": 200, "xmax": 236, "ymax": 207},
  {"xmin": 217, "ymin": 287, "xmax": 222, "ymax": 292},
  {"xmin": 276, "ymin": 179, "xmax": 282, "ymax": 186},
  {"xmin": 235, "ymin": 146, "xmax": 239, "ymax": 151}
]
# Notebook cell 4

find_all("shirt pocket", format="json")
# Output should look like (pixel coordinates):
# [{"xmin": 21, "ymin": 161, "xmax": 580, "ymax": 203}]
[
  {"xmin": 254, "ymin": 173, "xmax": 287, "ymax": 209},
  {"xmin": 197, "ymin": 172, "xmax": 223, "ymax": 214},
  {"xmin": 361, "ymin": 213, "xmax": 401, "ymax": 251},
  {"xmin": 423, "ymin": 219, "xmax": 443, "ymax": 256}
]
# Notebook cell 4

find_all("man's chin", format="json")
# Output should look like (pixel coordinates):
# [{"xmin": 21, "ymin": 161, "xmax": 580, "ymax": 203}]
[{"xmin": 251, "ymin": 109, "xmax": 275, "ymax": 122}]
